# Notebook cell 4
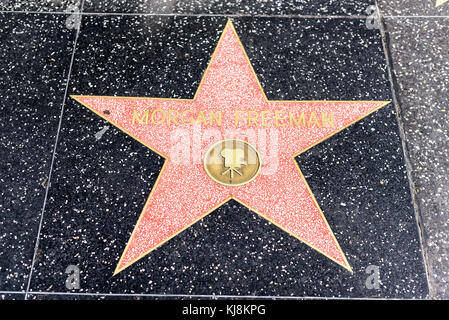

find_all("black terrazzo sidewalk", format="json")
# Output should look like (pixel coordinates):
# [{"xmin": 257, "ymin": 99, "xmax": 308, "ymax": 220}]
[{"xmin": 0, "ymin": 0, "xmax": 446, "ymax": 300}]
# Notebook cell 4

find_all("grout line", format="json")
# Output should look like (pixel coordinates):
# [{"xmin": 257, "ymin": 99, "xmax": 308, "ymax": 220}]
[
  {"xmin": 23, "ymin": 0, "xmax": 86, "ymax": 301},
  {"xmin": 383, "ymin": 15, "xmax": 449, "ymax": 18},
  {"xmin": 375, "ymin": 1, "xmax": 433, "ymax": 300},
  {"xmin": 24, "ymin": 291, "xmax": 419, "ymax": 300},
  {"xmin": 0, "ymin": 10, "xmax": 369, "ymax": 18},
  {"xmin": 0, "ymin": 10, "xmax": 448, "ymax": 19},
  {"xmin": 72, "ymin": 13, "xmax": 370, "ymax": 19},
  {"xmin": 79, "ymin": 12, "xmax": 369, "ymax": 19}
]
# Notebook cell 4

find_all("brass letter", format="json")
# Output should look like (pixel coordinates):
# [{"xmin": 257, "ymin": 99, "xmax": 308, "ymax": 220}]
[
  {"xmin": 308, "ymin": 111, "xmax": 321, "ymax": 128},
  {"xmin": 321, "ymin": 112, "xmax": 334, "ymax": 127},
  {"xmin": 209, "ymin": 111, "xmax": 222, "ymax": 126},
  {"xmin": 181, "ymin": 110, "xmax": 193, "ymax": 125},
  {"xmin": 274, "ymin": 111, "xmax": 286, "ymax": 127},
  {"xmin": 289, "ymin": 112, "xmax": 306, "ymax": 127},
  {"xmin": 248, "ymin": 111, "xmax": 259, "ymax": 127},
  {"xmin": 132, "ymin": 109, "xmax": 149, "ymax": 125},
  {"xmin": 168, "ymin": 110, "xmax": 179, "ymax": 126},
  {"xmin": 151, "ymin": 109, "xmax": 165, "ymax": 125},
  {"xmin": 261, "ymin": 111, "xmax": 271, "ymax": 127}
]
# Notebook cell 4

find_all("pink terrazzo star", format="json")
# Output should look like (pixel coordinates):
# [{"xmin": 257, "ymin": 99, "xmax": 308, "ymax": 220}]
[{"xmin": 71, "ymin": 20, "xmax": 390, "ymax": 274}]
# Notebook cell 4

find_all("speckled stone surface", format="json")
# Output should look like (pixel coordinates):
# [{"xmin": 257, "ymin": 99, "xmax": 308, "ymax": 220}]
[
  {"xmin": 0, "ymin": 293, "xmax": 25, "ymax": 300},
  {"xmin": 82, "ymin": 0, "xmax": 375, "ymax": 15},
  {"xmin": 27, "ymin": 293, "xmax": 249, "ymax": 299},
  {"xmin": 378, "ymin": 0, "xmax": 449, "ymax": 16},
  {"xmin": 21, "ymin": 16, "xmax": 428, "ymax": 298},
  {"xmin": 0, "ymin": 13, "xmax": 76, "ymax": 291},
  {"xmin": 384, "ymin": 17, "xmax": 449, "ymax": 299},
  {"xmin": 0, "ymin": 0, "xmax": 79, "ymax": 12}
]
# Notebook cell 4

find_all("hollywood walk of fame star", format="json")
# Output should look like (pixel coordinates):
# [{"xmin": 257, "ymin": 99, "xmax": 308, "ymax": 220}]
[
  {"xmin": 436, "ymin": 0, "xmax": 448, "ymax": 7},
  {"xmin": 71, "ymin": 20, "xmax": 390, "ymax": 275}
]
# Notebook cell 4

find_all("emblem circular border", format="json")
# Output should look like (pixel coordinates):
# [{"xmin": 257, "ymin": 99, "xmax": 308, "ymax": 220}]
[{"xmin": 203, "ymin": 139, "xmax": 262, "ymax": 187}]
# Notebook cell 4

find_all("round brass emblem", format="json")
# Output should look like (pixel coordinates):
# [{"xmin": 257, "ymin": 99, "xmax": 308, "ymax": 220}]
[{"xmin": 203, "ymin": 139, "xmax": 261, "ymax": 187}]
